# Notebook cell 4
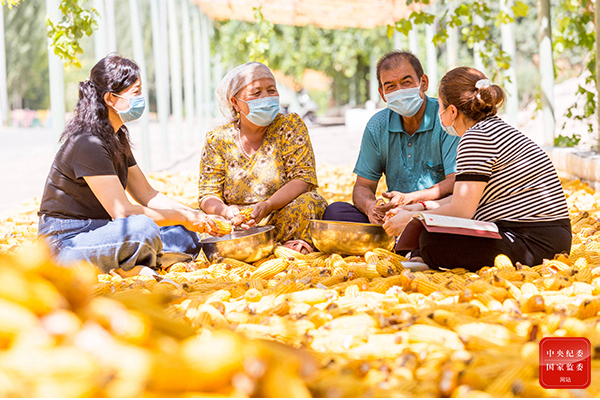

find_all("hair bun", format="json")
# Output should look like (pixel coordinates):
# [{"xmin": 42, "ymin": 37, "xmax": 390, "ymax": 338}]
[{"xmin": 475, "ymin": 79, "xmax": 492, "ymax": 89}]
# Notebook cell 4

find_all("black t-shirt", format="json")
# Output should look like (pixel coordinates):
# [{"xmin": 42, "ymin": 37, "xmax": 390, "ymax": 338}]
[{"xmin": 38, "ymin": 131, "xmax": 137, "ymax": 220}]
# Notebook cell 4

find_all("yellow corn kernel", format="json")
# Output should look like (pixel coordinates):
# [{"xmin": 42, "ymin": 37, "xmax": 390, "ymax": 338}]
[
  {"xmin": 249, "ymin": 258, "xmax": 289, "ymax": 280},
  {"xmin": 368, "ymin": 279, "xmax": 391, "ymax": 294},
  {"xmin": 260, "ymin": 300, "xmax": 290, "ymax": 316},
  {"xmin": 350, "ymin": 263, "xmax": 381, "ymax": 279},
  {"xmin": 364, "ymin": 251, "xmax": 379, "ymax": 264},
  {"xmin": 319, "ymin": 274, "xmax": 348, "ymax": 287},
  {"xmin": 562, "ymin": 317, "xmax": 593, "ymax": 337},
  {"xmin": 211, "ymin": 218, "xmax": 233, "ymax": 235},
  {"xmin": 485, "ymin": 362, "xmax": 531, "ymax": 397},
  {"xmin": 304, "ymin": 251, "xmax": 325, "ymax": 261},
  {"xmin": 521, "ymin": 294, "xmax": 545, "ymax": 313},
  {"xmin": 274, "ymin": 245, "xmax": 305, "ymax": 260},
  {"xmin": 575, "ymin": 266, "xmax": 593, "ymax": 283},
  {"xmin": 327, "ymin": 254, "xmax": 348, "ymax": 276},
  {"xmin": 413, "ymin": 278, "xmax": 445, "ymax": 296},
  {"xmin": 285, "ymin": 288, "xmax": 333, "ymax": 305},
  {"xmin": 327, "ymin": 313, "xmax": 380, "ymax": 331},
  {"xmin": 406, "ymin": 324, "xmax": 464, "ymax": 350},
  {"xmin": 373, "ymin": 248, "xmax": 408, "ymax": 262},
  {"xmin": 519, "ymin": 282, "xmax": 539, "ymax": 302},
  {"xmin": 0, "ymin": 298, "xmax": 39, "ymax": 346},
  {"xmin": 431, "ymin": 309, "xmax": 476, "ymax": 329},
  {"xmin": 543, "ymin": 259, "xmax": 571, "ymax": 273},
  {"xmin": 253, "ymin": 254, "xmax": 276, "ymax": 268},
  {"xmin": 492, "ymin": 275, "xmax": 521, "ymax": 299},
  {"xmin": 344, "ymin": 284, "xmax": 360, "ymax": 298},
  {"xmin": 220, "ymin": 258, "xmax": 253, "ymax": 270},
  {"xmin": 502, "ymin": 298, "xmax": 521, "ymax": 314},
  {"xmin": 473, "ymin": 292, "xmax": 503, "ymax": 311},
  {"xmin": 466, "ymin": 280, "xmax": 508, "ymax": 302},
  {"xmin": 494, "ymin": 254, "xmax": 514, "ymax": 269},
  {"xmin": 244, "ymin": 288, "xmax": 262, "ymax": 302}
]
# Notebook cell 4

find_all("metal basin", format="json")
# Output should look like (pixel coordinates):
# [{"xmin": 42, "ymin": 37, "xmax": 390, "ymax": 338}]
[
  {"xmin": 199, "ymin": 225, "xmax": 275, "ymax": 263},
  {"xmin": 309, "ymin": 219, "xmax": 395, "ymax": 256}
]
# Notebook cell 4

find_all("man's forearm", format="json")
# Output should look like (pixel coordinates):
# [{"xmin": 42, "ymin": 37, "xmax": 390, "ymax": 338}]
[{"xmin": 352, "ymin": 185, "xmax": 377, "ymax": 215}]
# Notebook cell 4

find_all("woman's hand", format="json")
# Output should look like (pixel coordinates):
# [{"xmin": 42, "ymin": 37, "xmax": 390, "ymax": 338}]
[
  {"xmin": 224, "ymin": 205, "xmax": 240, "ymax": 220},
  {"xmin": 248, "ymin": 200, "xmax": 273, "ymax": 226},
  {"xmin": 382, "ymin": 210, "xmax": 414, "ymax": 236}
]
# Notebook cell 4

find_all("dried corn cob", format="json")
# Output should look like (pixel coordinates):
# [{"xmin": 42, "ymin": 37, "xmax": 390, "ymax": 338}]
[
  {"xmin": 230, "ymin": 208, "xmax": 254, "ymax": 226},
  {"xmin": 249, "ymin": 258, "xmax": 290, "ymax": 280},
  {"xmin": 211, "ymin": 218, "xmax": 234, "ymax": 235}
]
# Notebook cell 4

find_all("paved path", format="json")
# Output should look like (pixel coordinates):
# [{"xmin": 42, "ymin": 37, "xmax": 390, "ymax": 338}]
[{"xmin": 0, "ymin": 121, "xmax": 362, "ymax": 214}]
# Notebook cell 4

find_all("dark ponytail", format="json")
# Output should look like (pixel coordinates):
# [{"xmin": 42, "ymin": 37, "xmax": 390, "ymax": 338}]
[
  {"xmin": 61, "ymin": 53, "xmax": 140, "ymax": 171},
  {"xmin": 439, "ymin": 67, "xmax": 506, "ymax": 123}
]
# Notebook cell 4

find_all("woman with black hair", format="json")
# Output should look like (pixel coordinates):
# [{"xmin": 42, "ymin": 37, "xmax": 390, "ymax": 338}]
[{"xmin": 37, "ymin": 54, "xmax": 219, "ymax": 276}]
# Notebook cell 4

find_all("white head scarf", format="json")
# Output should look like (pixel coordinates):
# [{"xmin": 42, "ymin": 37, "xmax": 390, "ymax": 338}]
[{"xmin": 215, "ymin": 62, "xmax": 276, "ymax": 123}]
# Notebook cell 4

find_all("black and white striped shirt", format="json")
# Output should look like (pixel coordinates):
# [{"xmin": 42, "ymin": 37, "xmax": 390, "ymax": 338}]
[{"xmin": 455, "ymin": 116, "xmax": 569, "ymax": 223}]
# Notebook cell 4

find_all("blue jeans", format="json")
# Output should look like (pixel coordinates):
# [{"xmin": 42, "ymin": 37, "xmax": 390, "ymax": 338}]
[{"xmin": 37, "ymin": 214, "xmax": 204, "ymax": 273}]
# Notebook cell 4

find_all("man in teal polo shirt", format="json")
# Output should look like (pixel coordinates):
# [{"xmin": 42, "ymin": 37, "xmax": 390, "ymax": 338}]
[{"xmin": 323, "ymin": 50, "xmax": 460, "ymax": 224}]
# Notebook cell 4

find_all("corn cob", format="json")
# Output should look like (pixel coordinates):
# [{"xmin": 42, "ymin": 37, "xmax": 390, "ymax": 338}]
[
  {"xmin": 350, "ymin": 263, "xmax": 381, "ymax": 279},
  {"xmin": 211, "ymin": 218, "xmax": 234, "ymax": 235},
  {"xmin": 344, "ymin": 284, "xmax": 361, "ymax": 298},
  {"xmin": 364, "ymin": 251, "xmax": 379, "ymax": 264},
  {"xmin": 413, "ymin": 278, "xmax": 445, "ymax": 296},
  {"xmin": 274, "ymin": 246, "xmax": 305, "ymax": 260},
  {"xmin": 327, "ymin": 253, "xmax": 348, "ymax": 275},
  {"xmin": 375, "ymin": 258, "xmax": 397, "ymax": 277},
  {"xmin": 260, "ymin": 300, "xmax": 290, "ymax": 316},
  {"xmin": 494, "ymin": 254, "xmax": 514, "ymax": 269},
  {"xmin": 230, "ymin": 208, "xmax": 254, "ymax": 226},
  {"xmin": 406, "ymin": 324, "xmax": 464, "ymax": 350},
  {"xmin": 249, "ymin": 258, "xmax": 290, "ymax": 280},
  {"xmin": 520, "ymin": 294, "xmax": 545, "ymax": 313}
]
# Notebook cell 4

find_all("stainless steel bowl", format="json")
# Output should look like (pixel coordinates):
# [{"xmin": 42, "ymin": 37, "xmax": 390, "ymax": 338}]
[
  {"xmin": 309, "ymin": 219, "xmax": 395, "ymax": 256},
  {"xmin": 199, "ymin": 225, "xmax": 275, "ymax": 263}
]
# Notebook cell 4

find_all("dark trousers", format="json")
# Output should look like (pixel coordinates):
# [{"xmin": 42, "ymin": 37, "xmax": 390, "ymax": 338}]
[
  {"xmin": 322, "ymin": 201, "xmax": 370, "ymax": 223},
  {"xmin": 420, "ymin": 219, "xmax": 572, "ymax": 271}
]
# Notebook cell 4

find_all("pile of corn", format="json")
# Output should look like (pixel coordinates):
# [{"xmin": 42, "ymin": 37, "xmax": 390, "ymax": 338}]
[{"xmin": 0, "ymin": 166, "xmax": 599, "ymax": 397}]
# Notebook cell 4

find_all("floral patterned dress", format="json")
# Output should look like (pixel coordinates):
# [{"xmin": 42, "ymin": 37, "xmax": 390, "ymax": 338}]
[{"xmin": 198, "ymin": 113, "xmax": 328, "ymax": 244}]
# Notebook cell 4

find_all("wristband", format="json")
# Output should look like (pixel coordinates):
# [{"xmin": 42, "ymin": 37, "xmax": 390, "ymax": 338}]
[{"xmin": 418, "ymin": 201, "xmax": 427, "ymax": 211}]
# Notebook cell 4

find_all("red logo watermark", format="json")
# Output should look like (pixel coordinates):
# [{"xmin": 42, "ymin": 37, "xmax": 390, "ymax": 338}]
[{"xmin": 539, "ymin": 337, "xmax": 591, "ymax": 389}]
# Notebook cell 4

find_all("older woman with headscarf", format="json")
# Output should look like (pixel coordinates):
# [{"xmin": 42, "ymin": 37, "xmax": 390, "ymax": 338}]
[{"xmin": 198, "ymin": 62, "xmax": 328, "ymax": 253}]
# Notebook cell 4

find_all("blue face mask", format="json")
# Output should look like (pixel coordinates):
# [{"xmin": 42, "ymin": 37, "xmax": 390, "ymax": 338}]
[
  {"xmin": 113, "ymin": 93, "xmax": 145, "ymax": 123},
  {"xmin": 384, "ymin": 81, "xmax": 424, "ymax": 117},
  {"xmin": 438, "ymin": 107, "xmax": 460, "ymax": 137},
  {"xmin": 237, "ymin": 96, "xmax": 280, "ymax": 126}
]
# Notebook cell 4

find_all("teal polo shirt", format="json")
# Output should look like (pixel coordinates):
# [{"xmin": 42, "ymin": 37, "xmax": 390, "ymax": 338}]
[{"xmin": 353, "ymin": 96, "xmax": 460, "ymax": 193}]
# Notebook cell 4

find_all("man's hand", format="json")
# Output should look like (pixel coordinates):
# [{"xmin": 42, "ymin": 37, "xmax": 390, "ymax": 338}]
[{"xmin": 366, "ymin": 199, "xmax": 386, "ymax": 224}]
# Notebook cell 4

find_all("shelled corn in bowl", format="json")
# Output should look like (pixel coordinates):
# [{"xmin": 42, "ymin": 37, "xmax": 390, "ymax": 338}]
[{"xmin": 0, "ymin": 167, "xmax": 599, "ymax": 397}]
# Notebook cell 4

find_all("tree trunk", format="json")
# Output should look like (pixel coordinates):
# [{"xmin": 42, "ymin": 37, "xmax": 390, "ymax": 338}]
[{"xmin": 537, "ymin": 0, "xmax": 555, "ymax": 146}]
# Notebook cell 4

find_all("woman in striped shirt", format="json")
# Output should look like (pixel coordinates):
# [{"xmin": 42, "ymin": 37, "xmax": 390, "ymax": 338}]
[{"xmin": 383, "ymin": 67, "xmax": 571, "ymax": 271}]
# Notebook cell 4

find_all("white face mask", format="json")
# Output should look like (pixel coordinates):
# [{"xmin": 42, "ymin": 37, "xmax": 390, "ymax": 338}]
[
  {"xmin": 438, "ymin": 106, "xmax": 460, "ymax": 137},
  {"xmin": 384, "ymin": 80, "xmax": 424, "ymax": 117}
]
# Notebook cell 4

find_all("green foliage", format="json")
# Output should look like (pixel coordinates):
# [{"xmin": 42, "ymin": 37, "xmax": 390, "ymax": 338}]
[
  {"xmin": 45, "ymin": 0, "xmax": 98, "ymax": 68},
  {"xmin": 554, "ymin": 133, "xmax": 581, "ymax": 147},
  {"xmin": 245, "ymin": 7, "xmax": 274, "ymax": 64},
  {"xmin": 389, "ymin": 0, "xmax": 530, "ymax": 81},
  {"xmin": 553, "ymin": 0, "xmax": 596, "ymax": 137},
  {"xmin": 4, "ymin": 0, "xmax": 50, "ymax": 110},
  {"xmin": 0, "ymin": 0, "xmax": 22, "ymax": 8}
]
